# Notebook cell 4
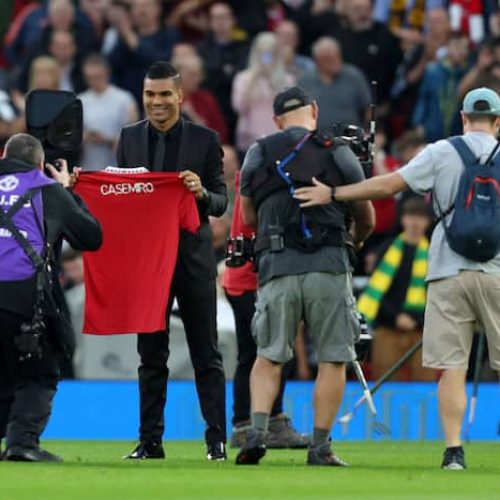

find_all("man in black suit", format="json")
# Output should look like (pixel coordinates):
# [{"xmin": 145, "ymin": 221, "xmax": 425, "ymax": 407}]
[{"xmin": 117, "ymin": 61, "xmax": 228, "ymax": 461}]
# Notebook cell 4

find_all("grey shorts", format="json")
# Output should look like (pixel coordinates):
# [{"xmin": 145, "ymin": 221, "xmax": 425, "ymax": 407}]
[
  {"xmin": 252, "ymin": 272, "xmax": 359, "ymax": 363},
  {"xmin": 423, "ymin": 271, "xmax": 500, "ymax": 371}
]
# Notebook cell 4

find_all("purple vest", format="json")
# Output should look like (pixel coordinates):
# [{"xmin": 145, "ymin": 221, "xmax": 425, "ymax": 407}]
[{"xmin": 0, "ymin": 170, "xmax": 55, "ymax": 281}]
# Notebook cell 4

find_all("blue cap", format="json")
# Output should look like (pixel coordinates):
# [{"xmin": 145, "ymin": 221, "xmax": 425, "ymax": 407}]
[{"xmin": 463, "ymin": 87, "xmax": 500, "ymax": 116}]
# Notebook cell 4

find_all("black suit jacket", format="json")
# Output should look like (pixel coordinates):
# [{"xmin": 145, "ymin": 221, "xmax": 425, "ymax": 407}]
[{"xmin": 116, "ymin": 118, "xmax": 228, "ymax": 279}]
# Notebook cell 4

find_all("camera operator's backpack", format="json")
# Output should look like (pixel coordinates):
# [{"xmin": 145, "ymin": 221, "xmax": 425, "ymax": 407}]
[{"xmin": 437, "ymin": 136, "xmax": 500, "ymax": 262}]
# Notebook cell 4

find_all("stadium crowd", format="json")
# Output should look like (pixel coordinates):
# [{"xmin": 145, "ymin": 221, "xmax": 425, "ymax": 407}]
[{"xmin": 1, "ymin": 0, "xmax": 499, "ymax": 382}]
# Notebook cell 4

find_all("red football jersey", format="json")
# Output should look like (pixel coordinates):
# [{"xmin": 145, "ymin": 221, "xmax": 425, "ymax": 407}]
[
  {"xmin": 75, "ymin": 171, "xmax": 200, "ymax": 334},
  {"xmin": 221, "ymin": 171, "xmax": 257, "ymax": 296}
]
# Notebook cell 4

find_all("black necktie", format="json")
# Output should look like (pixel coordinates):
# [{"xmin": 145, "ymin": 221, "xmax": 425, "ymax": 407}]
[{"xmin": 152, "ymin": 131, "xmax": 166, "ymax": 171}]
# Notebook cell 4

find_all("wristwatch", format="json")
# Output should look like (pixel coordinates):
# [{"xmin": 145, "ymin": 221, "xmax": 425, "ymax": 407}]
[{"xmin": 330, "ymin": 186, "xmax": 337, "ymax": 202}]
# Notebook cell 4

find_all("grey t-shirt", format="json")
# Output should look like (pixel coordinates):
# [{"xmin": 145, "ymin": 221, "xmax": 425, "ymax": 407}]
[
  {"xmin": 399, "ymin": 131, "xmax": 500, "ymax": 281},
  {"xmin": 298, "ymin": 65, "xmax": 371, "ymax": 130},
  {"xmin": 240, "ymin": 127, "xmax": 365, "ymax": 285}
]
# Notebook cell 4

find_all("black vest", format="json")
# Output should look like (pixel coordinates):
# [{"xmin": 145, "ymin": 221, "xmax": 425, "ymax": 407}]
[{"xmin": 250, "ymin": 130, "xmax": 349, "ymax": 252}]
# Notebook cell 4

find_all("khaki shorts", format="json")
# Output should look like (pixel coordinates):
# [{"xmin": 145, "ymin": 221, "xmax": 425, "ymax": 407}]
[
  {"xmin": 252, "ymin": 272, "xmax": 359, "ymax": 364},
  {"xmin": 423, "ymin": 271, "xmax": 500, "ymax": 371}
]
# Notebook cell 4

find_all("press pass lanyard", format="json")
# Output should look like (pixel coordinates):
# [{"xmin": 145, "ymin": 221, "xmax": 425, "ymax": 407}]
[{"xmin": 275, "ymin": 131, "xmax": 314, "ymax": 239}]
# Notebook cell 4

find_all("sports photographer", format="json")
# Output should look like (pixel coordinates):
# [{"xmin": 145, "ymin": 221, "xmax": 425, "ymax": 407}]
[
  {"xmin": 0, "ymin": 133, "xmax": 102, "ymax": 462},
  {"xmin": 235, "ymin": 86, "xmax": 375, "ymax": 466}
]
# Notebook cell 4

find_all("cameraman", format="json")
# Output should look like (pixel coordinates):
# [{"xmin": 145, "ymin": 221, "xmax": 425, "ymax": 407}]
[
  {"xmin": 0, "ymin": 133, "xmax": 102, "ymax": 462},
  {"xmin": 235, "ymin": 87, "xmax": 374, "ymax": 466}
]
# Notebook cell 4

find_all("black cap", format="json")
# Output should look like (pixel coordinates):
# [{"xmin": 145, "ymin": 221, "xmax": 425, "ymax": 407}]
[{"xmin": 273, "ymin": 86, "xmax": 314, "ymax": 116}]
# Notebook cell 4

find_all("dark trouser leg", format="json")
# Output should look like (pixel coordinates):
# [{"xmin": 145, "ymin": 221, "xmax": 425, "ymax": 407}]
[
  {"xmin": 137, "ymin": 331, "xmax": 169, "ymax": 443},
  {"xmin": 0, "ymin": 313, "xmax": 59, "ymax": 451},
  {"xmin": 177, "ymin": 278, "xmax": 226, "ymax": 444},
  {"xmin": 227, "ymin": 291, "xmax": 257, "ymax": 426},
  {"xmin": 0, "ymin": 320, "xmax": 15, "ymax": 443},
  {"xmin": 226, "ymin": 291, "xmax": 287, "ymax": 426},
  {"xmin": 7, "ymin": 377, "xmax": 57, "ymax": 450}
]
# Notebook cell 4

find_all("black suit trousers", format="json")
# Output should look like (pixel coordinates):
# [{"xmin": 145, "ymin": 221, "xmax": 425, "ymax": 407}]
[
  {"xmin": 0, "ymin": 312, "xmax": 59, "ymax": 451},
  {"xmin": 137, "ymin": 266, "xmax": 226, "ymax": 445}
]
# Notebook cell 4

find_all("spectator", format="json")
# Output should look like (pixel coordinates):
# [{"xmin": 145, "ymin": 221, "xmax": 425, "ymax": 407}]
[
  {"xmin": 197, "ymin": 2, "xmax": 249, "ymax": 142},
  {"xmin": 48, "ymin": 29, "xmax": 86, "ymax": 93},
  {"xmin": 412, "ymin": 31, "xmax": 472, "ymax": 141},
  {"xmin": 393, "ymin": 129, "xmax": 426, "ymax": 165},
  {"xmin": 78, "ymin": 54, "xmax": 138, "ymax": 171},
  {"xmin": 79, "ymin": 0, "xmax": 112, "ymax": 42},
  {"xmin": 16, "ymin": 29, "xmax": 85, "ymax": 94},
  {"xmin": 0, "ymin": 1, "xmax": 34, "ymax": 58},
  {"xmin": 275, "ymin": 20, "xmax": 314, "ymax": 80},
  {"xmin": 28, "ymin": 54, "xmax": 60, "ymax": 90},
  {"xmin": 106, "ymin": 0, "xmax": 179, "ymax": 105},
  {"xmin": 11, "ymin": 55, "xmax": 60, "ymax": 117},
  {"xmin": 231, "ymin": 31, "xmax": 294, "ymax": 155},
  {"xmin": 0, "ymin": 77, "xmax": 23, "ymax": 147},
  {"xmin": 298, "ymin": 37, "xmax": 370, "ymax": 130},
  {"xmin": 389, "ymin": 8, "xmax": 451, "ymax": 137},
  {"xmin": 458, "ymin": 38, "xmax": 500, "ymax": 98},
  {"xmin": 374, "ymin": 0, "xmax": 446, "ymax": 34},
  {"xmin": 358, "ymin": 196, "xmax": 435, "ymax": 382},
  {"xmin": 448, "ymin": 0, "xmax": 494, "ymax": 45},
  {"xmin": 174, "ymin": 53, "xmax": 229, "ymax": 144},
  {"xmin": 4, "ymin": 0, "xmax": 95, "ymax": 69},
  {"xmin": 61, "ymin": 248, "xmax": 85, "ymax": 379},
  {"xmin": 326, "ymin": 0, "xmax": 402, "ymax": 109},
  {"xmin": 171, "ymin": 42, "xmax": 198, "ymax": 61},
  {"xmin": 165, "ymin": 0, "xmax": 212, "ymax": 43},
  {"xmin": 21, "ymin": 0, "xmax": 97, "ymax": 69},
  {"xmin": 298, "ymin": 0, "xmax": 342, "ymax": 52}
]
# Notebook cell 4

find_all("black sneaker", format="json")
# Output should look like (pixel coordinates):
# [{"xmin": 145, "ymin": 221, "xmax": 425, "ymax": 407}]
[
  {"xmin": 307, "ymin": 443, "xmax": 348, "ymax": 467},
  {"xmin": 441, "ymin": 446, "xmax": 466, "ymax": 470},
  {"xmin": 123, "ymin": 441, "xmax": 165, "ymax": 459},
  {"xmin": 266, "ymin": 415, "xmax": 310, "ymax": 449},
  {"xmin": 235, "ymin": 428, "xmax": 266, "ymax": 465},
  {"xmin": 207, "ymin": 442, "xmax": 227, "ymax": 461}
]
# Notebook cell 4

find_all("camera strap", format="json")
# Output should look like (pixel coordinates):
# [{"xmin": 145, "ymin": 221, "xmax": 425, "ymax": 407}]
[{"xmin": 275, "ymin": 131, "xmax": 314, "ymax": 239}]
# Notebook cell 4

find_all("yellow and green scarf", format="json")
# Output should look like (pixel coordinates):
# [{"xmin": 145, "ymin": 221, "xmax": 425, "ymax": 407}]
[{"xmin": 357, "ymin": 233, "xmax": 429, "ymax": 326}]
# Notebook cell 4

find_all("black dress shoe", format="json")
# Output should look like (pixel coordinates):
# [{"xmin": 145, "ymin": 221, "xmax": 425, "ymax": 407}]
[
  {"xmin": 6, "ymin": 447, "xmax": 63, "ymax": 462},
  {"xmin": 206, "ymin": 442, "xmax": 227, "ymax": 461},
  {"xmin": 123, "ymin": 442, "xmax": 165, "ymax": 459}
]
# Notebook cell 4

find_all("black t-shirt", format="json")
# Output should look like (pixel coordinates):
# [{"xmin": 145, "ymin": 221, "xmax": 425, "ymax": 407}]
[
  {"xmin": 240, "ymin": 127, "xmax": 365, "ymax": 285},
  {"xmin": 325, "ymin": 23, "xmax": 402, "ymax": 103}
]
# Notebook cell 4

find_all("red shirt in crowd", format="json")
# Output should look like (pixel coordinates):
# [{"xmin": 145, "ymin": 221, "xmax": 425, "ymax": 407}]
[
  {"xmin": 75, "ymin": 170, "xmax": 200, "ymax": 335},
  {"xmin": 182, "ymin": 89, "xmax": 229, "ymax": 144}
]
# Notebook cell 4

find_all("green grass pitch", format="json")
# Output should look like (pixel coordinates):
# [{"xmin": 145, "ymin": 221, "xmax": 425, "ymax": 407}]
[{"xmin": 0, "ymin": 441, "xmax": 499, "ymax": 499}]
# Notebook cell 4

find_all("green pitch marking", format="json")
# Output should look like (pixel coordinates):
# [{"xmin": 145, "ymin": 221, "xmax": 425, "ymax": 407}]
[{"xmin": 0, "ymin": 441, "xmax": 499, "ymax": 499}]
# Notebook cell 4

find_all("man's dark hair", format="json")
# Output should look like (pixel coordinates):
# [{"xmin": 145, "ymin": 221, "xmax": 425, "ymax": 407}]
[
  {"xmin": 145, "ymin": 61, "xmax": 181, "ymax": 86},
  {"xmin": 4, "ymin": 133, "xmax": 44, "ymax": 167},
  {"xmin": 400, "ymin": 195, "xmax": 431, "ymax": 218}
]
